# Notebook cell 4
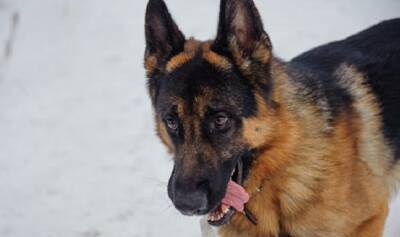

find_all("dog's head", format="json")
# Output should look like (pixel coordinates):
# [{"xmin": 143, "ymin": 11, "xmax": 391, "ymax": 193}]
[{"xmin": 144, "ymin": 0, "xmax": 278, "ymax": 225}]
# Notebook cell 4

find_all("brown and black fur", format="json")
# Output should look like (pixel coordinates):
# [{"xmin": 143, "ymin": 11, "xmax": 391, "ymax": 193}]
[{"xmin": 144, "ymin": 0, "xmax": 400, "ymax": 236}]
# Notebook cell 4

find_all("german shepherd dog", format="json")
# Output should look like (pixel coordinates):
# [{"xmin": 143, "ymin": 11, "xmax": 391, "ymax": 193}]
[{"xmin": 144, "ymin": 0, "xmax": 400, "ymax": 236}]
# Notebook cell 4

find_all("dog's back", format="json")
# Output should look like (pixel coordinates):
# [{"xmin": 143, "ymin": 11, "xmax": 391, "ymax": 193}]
[
  {"xmin": 291, "ymin": 19, "xmax": 400, "ymax": 160},
  {"xmin": 290, "ymin": 19, "xmax": 400, "ymax": 192}
]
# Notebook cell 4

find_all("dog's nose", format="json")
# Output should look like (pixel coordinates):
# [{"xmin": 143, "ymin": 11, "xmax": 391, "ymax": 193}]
[{"xmin": 173, "ymin": 189, "xmax": 208, "ymax": 215}]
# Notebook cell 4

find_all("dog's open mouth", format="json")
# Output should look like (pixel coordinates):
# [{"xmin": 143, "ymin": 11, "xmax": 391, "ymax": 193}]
[{"xmin": 207, "ymin": 159, "xmax": 249, "ymax": 226}]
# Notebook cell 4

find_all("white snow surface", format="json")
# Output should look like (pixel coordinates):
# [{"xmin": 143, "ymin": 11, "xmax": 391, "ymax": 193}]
[{"xmin": 0, "ymin": 0, "xmax": 399, "ymax": 236}]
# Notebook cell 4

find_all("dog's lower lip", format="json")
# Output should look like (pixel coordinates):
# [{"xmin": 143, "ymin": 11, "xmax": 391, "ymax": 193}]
[{"xmin": 207, "ymin": 207, "xmax": 235, "ymax": 226}]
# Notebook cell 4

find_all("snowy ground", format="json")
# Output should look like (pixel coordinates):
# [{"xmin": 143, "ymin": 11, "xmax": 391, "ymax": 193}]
[{"xmin": 0, "ymin": 0, "xmax": 399, "ymax": 236}]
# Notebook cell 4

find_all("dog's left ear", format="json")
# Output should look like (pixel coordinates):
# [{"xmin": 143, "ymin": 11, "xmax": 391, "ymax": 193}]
[
  {"xmin": 144, "ymin": 0, "xmax": 185, "ymax": 76},
  {"xmin": 212, "ymin": 0, "xmax": 272, "ymax": 71}
]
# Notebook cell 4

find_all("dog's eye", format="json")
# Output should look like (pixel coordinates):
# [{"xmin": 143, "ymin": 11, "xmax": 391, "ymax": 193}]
[
  {"xmin": 166, "ymin": 117, "xmax": 178, "ymax": 131},
  {"xmin": 214, "ymin": 112, "xmax": 229, "ymax": 130}
]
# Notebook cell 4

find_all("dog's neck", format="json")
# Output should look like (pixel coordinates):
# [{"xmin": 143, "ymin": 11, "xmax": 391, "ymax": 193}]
[{"xmin": 219, "ymin": 58, "xmax": 333, "ymax": 237}]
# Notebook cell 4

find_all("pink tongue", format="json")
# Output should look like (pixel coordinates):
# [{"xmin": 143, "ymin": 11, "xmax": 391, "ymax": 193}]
[{"xmin": 221, "ymin": 180, "xmax": 249, "ymax": 212}]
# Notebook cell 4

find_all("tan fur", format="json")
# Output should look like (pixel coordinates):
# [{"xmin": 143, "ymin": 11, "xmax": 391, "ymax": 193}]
[
  {"xmin": 336, "ymin": 65, "xmax": 397, "ymax": 194},
  {"xmin": 164, "ymin": 39, "xmax": 235, "ymax": 73},
  {"xmin": 351, "ymin": 205, "xmax": 388, "ymax": 237},
  {"xmin": 165, "ymin": 39, "xmax": 201, "ymax": 72},
  {"xmin": 219, "ymin": 61, "xmax": 391, "ymax": 237},
  {"xmin": 184, "ymin": 38, "xmax": 202, "ymax": 53},
  {"xmin": 144, "ymin": 55, "xmax": 158, "ymax": 77},
  {"xmin": 391, "ymin": 164, "xmax": 400, "ymax": 194},
  {"xmin": 166, "ymin": 52, "xmax": 195, "ymax": 72},
  {"xmin": 202, "ymin": 50, "xmax": 232, "ymax": 71},
  {"xmin": 242, "ymin": 92, "xmax": 277, "ymax": 149},
  {"xmin": 156, "ymin": 117, "xmax": 174, "ymax": 153}
]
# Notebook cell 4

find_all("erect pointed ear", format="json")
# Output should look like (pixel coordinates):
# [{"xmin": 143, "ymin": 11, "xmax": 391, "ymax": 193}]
[
  {"xmin": 212, "ymin": 0, "xmax": 272, "ymax": 71},
  {"xmin": 144, "ymin": 0, "xmax": 185, "ymax": 76}
]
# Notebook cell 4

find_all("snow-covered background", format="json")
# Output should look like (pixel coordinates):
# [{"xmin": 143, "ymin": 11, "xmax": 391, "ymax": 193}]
[{"xmin": 0, "ymin": 0, "xmax": 399, "ymax": 236}]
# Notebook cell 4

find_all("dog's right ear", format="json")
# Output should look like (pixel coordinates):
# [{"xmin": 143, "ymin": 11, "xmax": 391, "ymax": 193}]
[{"xmin": 144, "ymin": 0, "xmax": 185, "ymax": 77}]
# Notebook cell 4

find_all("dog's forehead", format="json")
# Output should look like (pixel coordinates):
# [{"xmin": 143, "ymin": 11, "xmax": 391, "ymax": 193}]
[
  {"xmin": 158, "ymin": 73, "xmax": 236, "ymax": 116},
  {"xmin": 157, "ymin": 65, "xmax": 257, "ymax": 118}
]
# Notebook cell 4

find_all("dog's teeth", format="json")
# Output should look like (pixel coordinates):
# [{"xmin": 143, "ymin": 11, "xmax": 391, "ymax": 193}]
[
  {"xmin": 221, "ymin": 204, "xmax": 229, "ymax": 213},
  {"xmin": 208, "ymin": 205, "xmax": 229, "ymax": 222}
]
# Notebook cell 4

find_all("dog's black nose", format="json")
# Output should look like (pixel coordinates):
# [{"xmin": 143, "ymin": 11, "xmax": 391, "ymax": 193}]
[
  {"xmin": 173, "ymin": 189, "xmax": 208, "ymax": 215},
  {"xmin": 171, "ymin": 178, "xmax": 210, "ymax": 215}
]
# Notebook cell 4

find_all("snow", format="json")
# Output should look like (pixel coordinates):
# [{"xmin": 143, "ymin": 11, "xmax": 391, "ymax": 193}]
[{"xmin": 0, "ymin": 0, "xmax": 399, "ymax": 236}]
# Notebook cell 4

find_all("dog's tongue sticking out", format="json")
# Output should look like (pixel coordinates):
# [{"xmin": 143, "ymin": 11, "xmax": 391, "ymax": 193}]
[{"xmin": 221, "ymin": 180, "xmax": 249, "ymax": 212}]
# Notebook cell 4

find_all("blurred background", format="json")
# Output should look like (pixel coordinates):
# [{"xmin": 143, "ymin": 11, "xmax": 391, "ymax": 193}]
[{"xmin": 0, "ymin": 0, "xmax": 399, "ymax": 236}]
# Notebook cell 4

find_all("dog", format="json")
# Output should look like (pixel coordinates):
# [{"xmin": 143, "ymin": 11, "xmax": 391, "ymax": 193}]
[{"xmin": 143, "ymin": 0, "xmax": 400, "ymax": 236}]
